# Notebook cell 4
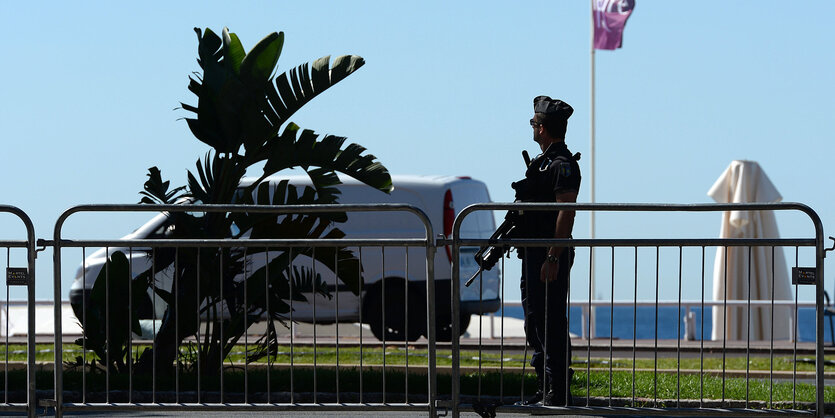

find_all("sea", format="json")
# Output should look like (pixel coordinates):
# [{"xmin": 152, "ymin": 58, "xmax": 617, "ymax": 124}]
[{"xmin": 498, "ymin": 305, "xmax": 832, "ymax": 343}]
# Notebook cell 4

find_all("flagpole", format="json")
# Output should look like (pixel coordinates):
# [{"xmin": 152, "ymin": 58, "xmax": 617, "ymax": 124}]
[{"xmin": 589, "ymin": 0, "xmax": 597, "ymax": 339}]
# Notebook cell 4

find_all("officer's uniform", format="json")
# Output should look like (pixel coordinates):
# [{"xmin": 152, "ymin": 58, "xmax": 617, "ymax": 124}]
[{"xmin": 517, "ymin": 97, "xmax": 581, "ymax": 406}]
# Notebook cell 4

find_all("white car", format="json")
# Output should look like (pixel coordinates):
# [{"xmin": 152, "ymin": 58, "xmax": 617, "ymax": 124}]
[{"xmin": 69, "ymin": 174, "xmax": 500, "ymax": 341}]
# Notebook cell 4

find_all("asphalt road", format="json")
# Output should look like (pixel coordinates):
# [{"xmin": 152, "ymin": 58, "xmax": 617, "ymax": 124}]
[{"xmin": 9, "ymin": 409, "xmax": 601, "ymax": 418}]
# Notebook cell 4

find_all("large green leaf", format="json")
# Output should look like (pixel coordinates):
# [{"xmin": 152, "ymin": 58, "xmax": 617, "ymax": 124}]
[
  {"xmin": 186, "ymin": 28, "xmax": 260, "ymax": 153},
  {"xmin": 186, "ymin": 29, "xmax": 367, "ymax": 161},
  {"xmin": 260, "ymin": 55, "xmax": 365, "ymax": 133},
  {"xmin": 195, "ymin": 28, "xmax": 222, "ymax": 69},
  {"xmin": 191, "ymin": 27, "xmax": 242, "ymax": 152},
  {"xmin": 221, "ymin": 27, "xmax": 245, "ymax": 74},
  {"xmin": 261, "ymin": 126, "xmax": 393, "ymax": 193},
  {"xmin": 239, "ymin": 32, "xmax": 283, "ymax": 88}
]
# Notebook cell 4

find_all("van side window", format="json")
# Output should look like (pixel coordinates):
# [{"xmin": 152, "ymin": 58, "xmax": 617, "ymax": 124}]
[{"xmin": 146, "ymin": 221, "xmax": 173, "ymax": 239}]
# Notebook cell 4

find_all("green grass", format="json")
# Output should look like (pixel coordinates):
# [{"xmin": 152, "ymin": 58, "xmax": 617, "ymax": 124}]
[
  {"xmin": 1, "ymin": 343, "xmax": 832, "ymax": 407},
  {"xmin": 583, "ymin": 355, "xmax": 832, "ymax": 374},
  {"xmin": 0, "ymin": 366, "xmax": 830, "ymax": 407},
  {"xmin": 568, "ymin": 369, "xmax": 832, "ymax": 404},
  {"xmin": 2, "ymin": 343, "xmax": 834, "ymax": 373}
]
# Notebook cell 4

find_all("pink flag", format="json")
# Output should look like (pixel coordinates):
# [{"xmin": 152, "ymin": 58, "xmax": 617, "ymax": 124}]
[{"xmin": 593, "ymin": 0, "xmax": 635, "ymax": 50}]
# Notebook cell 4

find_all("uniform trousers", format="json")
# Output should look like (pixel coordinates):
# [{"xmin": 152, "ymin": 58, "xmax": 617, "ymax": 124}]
[{"xmin": 520, "ymin": 246, "xmax": 574, "ymax": 401}]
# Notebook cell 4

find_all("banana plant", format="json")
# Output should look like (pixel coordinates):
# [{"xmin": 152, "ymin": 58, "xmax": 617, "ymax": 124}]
[{"xmin": 98, "ymin": 27, "xmax": 395, "ymax": 376}]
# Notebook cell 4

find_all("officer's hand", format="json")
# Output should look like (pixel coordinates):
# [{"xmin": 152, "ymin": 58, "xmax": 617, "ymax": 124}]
[{"xmin": 540, "ymin": 260, "xmax": 559, "ymax": 283}]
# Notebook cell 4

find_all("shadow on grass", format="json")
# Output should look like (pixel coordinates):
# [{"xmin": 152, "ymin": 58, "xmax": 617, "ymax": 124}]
[{"xmin": 0, "ymin": 367, "xmax": 828, "ymax": 410}]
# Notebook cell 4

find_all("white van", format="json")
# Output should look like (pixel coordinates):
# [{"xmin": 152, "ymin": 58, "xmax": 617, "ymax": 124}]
[{"xmin": 69, "ymin": 174, "xmax": 500, "ymax": 342}]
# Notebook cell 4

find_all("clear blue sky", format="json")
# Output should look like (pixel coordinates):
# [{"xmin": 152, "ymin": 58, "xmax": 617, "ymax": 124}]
[{"xmin": 1, "ymin": 1, "xmax": 832, "ymax": 304}]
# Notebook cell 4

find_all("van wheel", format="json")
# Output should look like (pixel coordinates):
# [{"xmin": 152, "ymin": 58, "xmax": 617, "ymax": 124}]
[
  {"xmin": 364, "ymin": 279, "xmax": 423, "ymax": 342},
  {"xmin": 435, "ymin": 313, "xmax": 471, "ymax": 342}
]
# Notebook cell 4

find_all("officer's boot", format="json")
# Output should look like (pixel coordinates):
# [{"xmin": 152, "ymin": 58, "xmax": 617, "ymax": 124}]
[
  {"xmin": 514, "ymin": 372, "xmax": 545, "ymax": 406},
  {"xmin": 542, "ymin": 368, "xmax": 574, "ymax": 406},
  {"xmin": 515, "ymin": 389, "xmax": 543, "ymax": 406},
  {"xmin": 542, "ymin": 385, "xmax": 568, "ymax": 406}
]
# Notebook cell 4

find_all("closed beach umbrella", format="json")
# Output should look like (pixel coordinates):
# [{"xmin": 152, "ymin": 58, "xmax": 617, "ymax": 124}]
[{"xmin": 708, "ymin": 160, "xmax": 793, "ymax": 341}]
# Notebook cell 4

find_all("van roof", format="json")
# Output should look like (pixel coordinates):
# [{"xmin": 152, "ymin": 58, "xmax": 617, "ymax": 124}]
[{"xmin": 242, "ymin": 174, "xmax": 484, "ymax": 190}]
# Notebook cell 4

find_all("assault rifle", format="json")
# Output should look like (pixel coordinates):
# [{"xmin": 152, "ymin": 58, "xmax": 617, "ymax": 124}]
[
  {"xmin": 464, "ymin": 212, "xmax": 518, "ymax": 287},
  {"xmin": 465, "ymin": 150, "xmax": 531, "ymax": 287}
]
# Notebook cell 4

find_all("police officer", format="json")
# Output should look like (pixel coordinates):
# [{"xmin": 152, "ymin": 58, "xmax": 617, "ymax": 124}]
[{"xmin": 516, "ymin": 96, "xmax": 580, "ymax": 406}]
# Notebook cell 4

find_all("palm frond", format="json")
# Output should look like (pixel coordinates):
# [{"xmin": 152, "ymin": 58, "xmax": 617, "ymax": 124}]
[
  {"xmin": 290, "ymin": 265, "xmax": 331, "ymax": 299},
  {"xmin": 261, "ymin": 126, "xmax": 392, "ymax": 193},
  {"xmin": 305, "ymin": 167, "xmax": 341, "ymax": 204},
  {"xmin": 263, "ymin": 55, "xmax": 364, "ymax": 128},
  {"xmin": 185, "ymin": 152, "xmax": 247, "ymax": 204},
  {"xmin": 139, "ymin": 167, "xmax": 186, "ymax": 204}
]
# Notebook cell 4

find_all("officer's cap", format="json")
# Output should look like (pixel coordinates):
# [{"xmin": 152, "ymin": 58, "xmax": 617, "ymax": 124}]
[{"xmin": 533, "ymin": 96, "xmax": 573, "ymax": 121}]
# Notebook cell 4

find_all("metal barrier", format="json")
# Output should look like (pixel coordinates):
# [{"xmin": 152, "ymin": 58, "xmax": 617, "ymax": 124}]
[
  {"xmin": 451, "ymin": 203, "xmax": 828, "ymax": 418},
  {"xmin": 0, "ymin": 206, "xmax": 36, "ymax": 418},
  {"xmin": 47, "ymin": 204, "xmax": 438, "ymax": 417},
  {"xmin": 0, "ymin": 201, "xmax": 826, "ymax": 417}
]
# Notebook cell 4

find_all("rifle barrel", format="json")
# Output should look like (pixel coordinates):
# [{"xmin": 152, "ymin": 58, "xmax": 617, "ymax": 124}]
[{"xmin": 465, "ymin": 267, "xmax": 483, "ymax": 287}]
